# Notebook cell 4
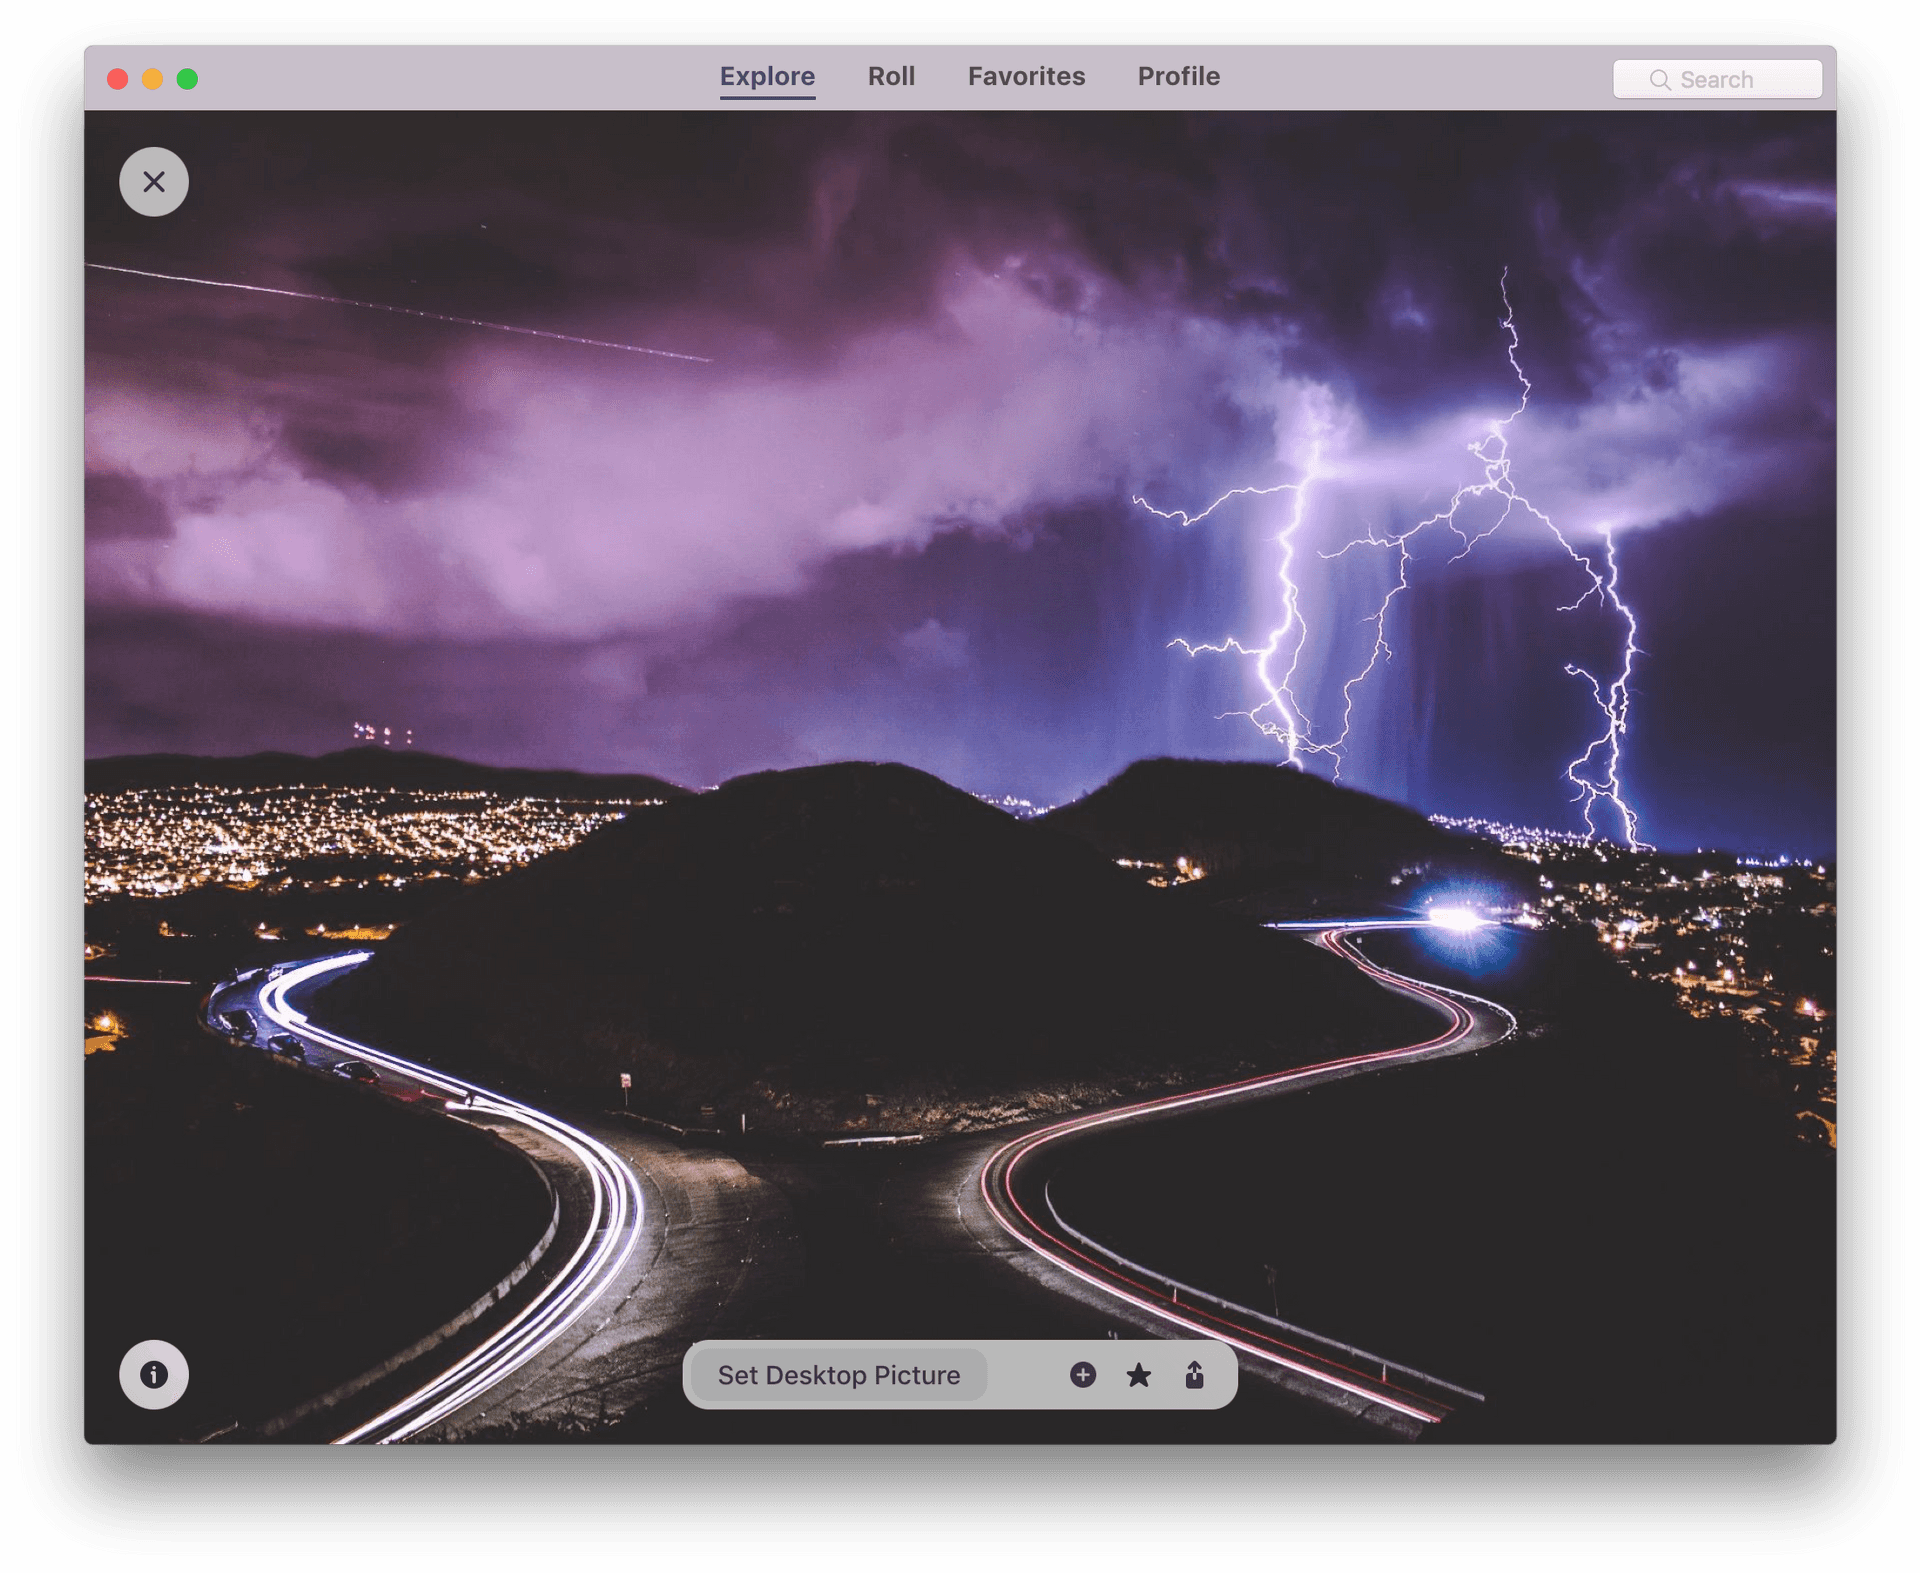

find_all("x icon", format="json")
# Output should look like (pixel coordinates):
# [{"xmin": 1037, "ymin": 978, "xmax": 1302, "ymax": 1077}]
[{"xmin": 143, "ymin": 171, "xmax": 165, "ymax": 193}]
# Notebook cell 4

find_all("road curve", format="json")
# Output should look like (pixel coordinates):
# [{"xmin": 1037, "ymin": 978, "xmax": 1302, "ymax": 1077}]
[
  {"xmin": 977, "ymin": 920, "xmax": 1516, "ymax": 1427},
  {"xmin": 240, "ymin": 953, "xmax": 649, "ymax": 1444}
]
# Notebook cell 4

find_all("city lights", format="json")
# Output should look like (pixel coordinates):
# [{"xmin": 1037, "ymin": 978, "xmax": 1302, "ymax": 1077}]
[
  {"xmin": 86, "ymin": 784, "xmax": 661, "ymax": 900},
  {"xmin": 1463, "ymin": 828, "xmax": 1835, "ymax": 1146},
  {"xmin": 1114, "ymin": 856, "xmax": 1209, "ymax": 888}
]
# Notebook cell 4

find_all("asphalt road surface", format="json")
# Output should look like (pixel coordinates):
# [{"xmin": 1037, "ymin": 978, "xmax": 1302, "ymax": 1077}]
[
  {"xmin": 202, "ymin": 920, "xmax": 1511, "ymax": 1442},
  {"xmin": 969, "ymin": 922, "xmax": 1516, "ymax": 1430}
]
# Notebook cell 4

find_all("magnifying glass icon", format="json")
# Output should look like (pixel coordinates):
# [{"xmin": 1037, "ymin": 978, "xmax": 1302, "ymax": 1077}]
[{"xmin": 1649, "ymin": 68, "xmax": 1672, "ymax": 90}]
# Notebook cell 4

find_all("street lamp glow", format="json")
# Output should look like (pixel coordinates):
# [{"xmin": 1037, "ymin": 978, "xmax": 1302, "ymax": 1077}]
[{"xmin": 1427, "ymin": 906, "xmax": 1486, "ymax": 932}]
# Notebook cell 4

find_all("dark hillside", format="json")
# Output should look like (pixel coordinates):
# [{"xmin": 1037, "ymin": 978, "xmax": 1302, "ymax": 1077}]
[
  {"xmin": 1042, "ymin": 758, "xmax": 1520, "ymax": 915},
  {"xmin": 319, "ymin": 761, "xmax": 1435, "ymax": 1131}
]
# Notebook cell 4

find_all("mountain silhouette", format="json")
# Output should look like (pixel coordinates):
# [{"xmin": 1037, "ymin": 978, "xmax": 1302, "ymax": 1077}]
[
  {"xmin": 1041, "ymin": 758, "xmax": 1518, "ymax": 915},
  {"xmin": 319, "ymin": 760, "xmax": 1434, "ymax": 1127}
]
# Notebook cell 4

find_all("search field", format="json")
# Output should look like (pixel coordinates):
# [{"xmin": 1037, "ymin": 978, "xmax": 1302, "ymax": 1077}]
[{"xmin": 1614, "ymin": 59, "xmax": 1824, "ymax": 99}]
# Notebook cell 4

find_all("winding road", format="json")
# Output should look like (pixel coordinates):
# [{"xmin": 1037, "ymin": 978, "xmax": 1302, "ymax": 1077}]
[
  {"xmin": 201, "ymin": 918, "xmax": 1513, "ymax": 1440},
  {"xmin": 232, "ymin": 953, "xmax": 650, "ymax": 1441},
  {"xmin": 974, "ymin": 921, "xmax": 1516, "ymax": 1426}
]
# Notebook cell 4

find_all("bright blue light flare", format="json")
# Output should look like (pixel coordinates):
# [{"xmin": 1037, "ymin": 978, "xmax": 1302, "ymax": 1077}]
[{"xmin": 1415, "ymin": 909, "xmax": 1521, "ymax": 978}]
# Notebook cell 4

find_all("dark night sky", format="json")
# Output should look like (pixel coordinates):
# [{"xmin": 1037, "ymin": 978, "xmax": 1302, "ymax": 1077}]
[{"xmin": 84, "ymin": 110, "xmax": 1834, "ymax": 853}]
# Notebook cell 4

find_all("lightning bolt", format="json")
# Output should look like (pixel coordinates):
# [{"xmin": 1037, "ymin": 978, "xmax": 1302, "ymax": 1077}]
[
  {"xmin": 1560, "ymin": 527, "xmax": 1644, "ymax": 846},
  {"xmin": 1137, "ymin": 271, "xmax": 1648, "ymax": 848},
  {"xmin": 1134, "ymin": 440, "xmax": 1325, "ymax": 766},
  {"xmin": 86, "ymin": 262, "xmax": 713, "ymax": 363}
]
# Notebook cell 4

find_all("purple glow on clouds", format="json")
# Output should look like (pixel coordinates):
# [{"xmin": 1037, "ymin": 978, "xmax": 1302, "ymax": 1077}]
[
  {"xmin": 89, "ymin": 272, "xmax": 1305, "ymax": 639},
  {"xmin": 83, "ymin": 111, "xmax": 1834, "ymax": 851}
]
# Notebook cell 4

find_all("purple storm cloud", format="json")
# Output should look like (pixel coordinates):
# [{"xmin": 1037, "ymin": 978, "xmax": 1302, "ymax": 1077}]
[{"xmin": 84, "ymin": 111, "xmax": 1833, "ymax": 853}]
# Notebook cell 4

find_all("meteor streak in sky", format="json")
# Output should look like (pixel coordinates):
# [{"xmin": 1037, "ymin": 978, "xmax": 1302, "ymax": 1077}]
[
  {"xmin": 1137, "ymin": 274, "xmax": 1648, "ymax": 848},
  {"xmin": 85, "ymin": 262, "xmax": 714, "ymax": 363}
]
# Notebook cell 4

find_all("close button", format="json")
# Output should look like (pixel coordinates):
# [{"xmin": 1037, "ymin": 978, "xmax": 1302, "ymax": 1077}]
[{"xmin": 119, "ymin": 147, "xmax": 189, "ymax": 217}]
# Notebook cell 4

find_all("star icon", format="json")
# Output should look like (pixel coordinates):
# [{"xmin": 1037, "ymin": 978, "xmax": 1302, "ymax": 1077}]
[{"xmin": 1127, "ymin": 1363, "xmax": 1151, "ymax": 1387}]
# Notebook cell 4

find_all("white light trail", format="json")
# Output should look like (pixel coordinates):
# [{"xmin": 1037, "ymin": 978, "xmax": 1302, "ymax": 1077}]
[
  {"xmin": 247, "ymin": 953, "xmax": 648, "ymax": 1443},
  {"xmin": 978, "ymin": 919, "xmax": 1516, "ymax": 1425}
]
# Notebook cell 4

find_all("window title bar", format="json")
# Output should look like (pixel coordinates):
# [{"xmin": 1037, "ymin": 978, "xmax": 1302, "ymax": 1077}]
[{"xmin": 84, "ymin": 45, "xmax": 1836, "ymax": 114}]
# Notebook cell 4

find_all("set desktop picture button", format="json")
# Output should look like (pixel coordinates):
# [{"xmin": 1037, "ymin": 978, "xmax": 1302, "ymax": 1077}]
[{"xmin": 118, "ymin": 1340, "xmax": 189, "ymax": 1410}]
